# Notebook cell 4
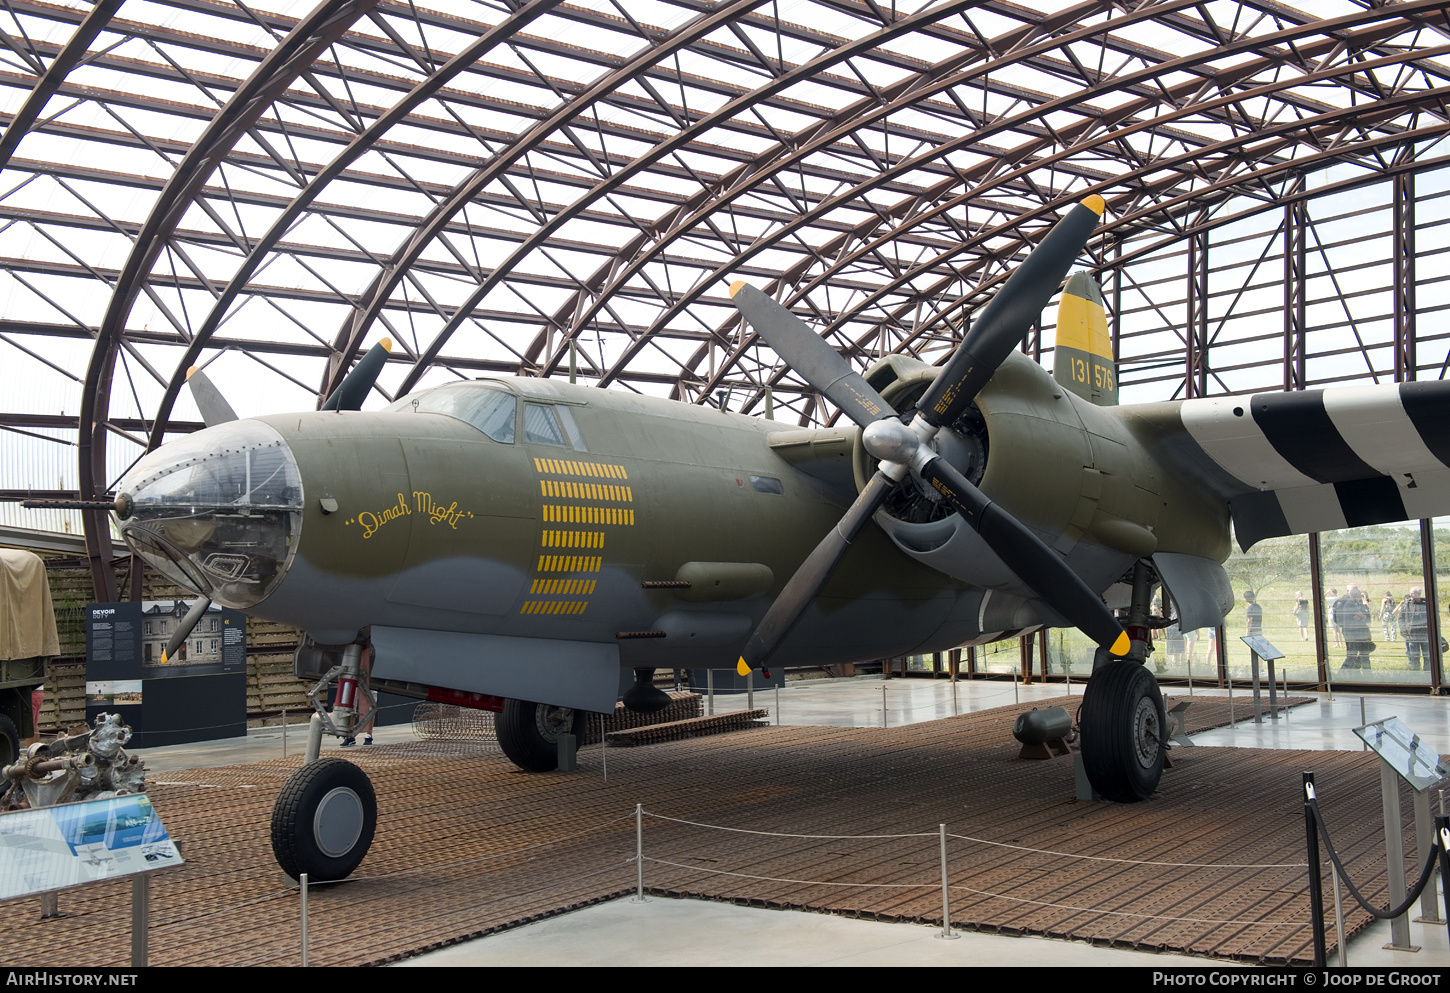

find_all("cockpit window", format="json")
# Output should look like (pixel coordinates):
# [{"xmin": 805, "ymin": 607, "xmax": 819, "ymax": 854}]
[
  {"xmin": 391, "ymin": 383, "xmax": 516, "ymax": 443},
  {"xmin": 524, "ymin": 403, "xmax": 566, "ymax": 446}
]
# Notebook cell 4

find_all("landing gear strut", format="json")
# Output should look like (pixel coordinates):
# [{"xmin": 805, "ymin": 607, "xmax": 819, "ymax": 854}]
[
  {"xmin": 271, "ymin": 639, "xmax": 379, "ymax": 882},
  {"xmin": 1079, "ymin": 560, "xmax": 1167, "ymax": 801}
]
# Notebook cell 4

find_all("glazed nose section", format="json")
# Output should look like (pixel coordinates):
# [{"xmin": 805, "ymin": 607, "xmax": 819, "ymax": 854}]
[{"xmin": 114, "ymin": 420, "xmax": 303, "ymax": 608}]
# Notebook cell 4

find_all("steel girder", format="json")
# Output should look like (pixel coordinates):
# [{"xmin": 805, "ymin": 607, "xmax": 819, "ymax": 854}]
[{"xmin": 0, "ymin": 1, "xmax": 1446, "ymax": 596}]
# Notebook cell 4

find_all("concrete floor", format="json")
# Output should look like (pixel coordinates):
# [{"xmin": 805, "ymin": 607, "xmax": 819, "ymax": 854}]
[{"xmin": 138, "ymin": 675, "xmax": 1450, "ymax": 968}]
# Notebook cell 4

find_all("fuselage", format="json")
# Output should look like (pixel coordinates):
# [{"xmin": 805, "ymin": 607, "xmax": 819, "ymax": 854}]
[{"xmin": 115, "ymin": 358, "xmax": 1234, "ymax": 679}]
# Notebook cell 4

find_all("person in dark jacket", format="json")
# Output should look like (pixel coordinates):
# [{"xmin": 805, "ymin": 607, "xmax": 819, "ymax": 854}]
[
  {"xmin": 1399, "ymin": 587, "xmax": 1430, "ymax": 671},
  {"xmin": 1336, "ymin": 585, "xmax": 1373, "ymax": 669}
]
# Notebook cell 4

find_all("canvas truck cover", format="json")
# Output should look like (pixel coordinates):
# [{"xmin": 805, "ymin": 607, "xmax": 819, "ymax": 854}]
[{"xmin": 0, "ymin": 549, "xmax": 59, "ymax": 660}]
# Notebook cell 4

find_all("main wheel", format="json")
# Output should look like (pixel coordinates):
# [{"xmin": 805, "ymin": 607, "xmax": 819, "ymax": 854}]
[
  {"xmin": 1079, "ymin": 659, "xmax": 1166, "ymax": 802},
  {"xmin": 271, "ymin": 757, "xmax": 376, "ymax": 882},
  {"xmin": 497, "ymin": 699, "xmax": 585, "ymax": 772},
  {"xmin": 0, "ymin": 714, "xmax": 17, "ymax": 767}
]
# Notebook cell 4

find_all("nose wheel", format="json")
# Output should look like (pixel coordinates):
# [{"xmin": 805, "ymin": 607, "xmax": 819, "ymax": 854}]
[
  {"xmin": 1079, "ymin": 659, "xmax": 1166, "ymax": 802},
  {"xmin": 271, "ymin": 757, "xmax": 376, "ymax": 882}
]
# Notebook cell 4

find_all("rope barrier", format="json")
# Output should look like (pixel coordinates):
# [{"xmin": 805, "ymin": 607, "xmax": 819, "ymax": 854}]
[
  {"xmin": 943, "ymin": 831, "xmax": 1306, "ymax": 869},
  {"xmin": 644, "ymin": 810, "xmax": 934, "ymax": 840},
  {"xmin": 1308, "ymin": 797, "xmax": 1438, "ymax": 921},
  {"xmin": 639, "ymin": 854, "xmax": 1310, "ymax": 927}
]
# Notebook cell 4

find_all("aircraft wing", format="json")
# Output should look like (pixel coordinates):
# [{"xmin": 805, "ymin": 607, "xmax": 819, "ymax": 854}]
[{"xmin": 1127, "ymin": 381, "xmax": 1450, "ymax": 550}]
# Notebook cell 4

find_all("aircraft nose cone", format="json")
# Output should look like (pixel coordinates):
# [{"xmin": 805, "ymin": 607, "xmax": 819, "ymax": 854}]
[{"xmin": 116, "ymin": 419, "xmax": 303, "ymax": 609}]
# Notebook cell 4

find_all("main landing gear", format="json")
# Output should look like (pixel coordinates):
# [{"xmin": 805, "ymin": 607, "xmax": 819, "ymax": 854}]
[
  {"xmin": 1079, "ymin": 659, "xmax": 1166, "ymax": 801},
  {"xmin": 1077, "ymin": 561, "xmax": 1168, "ymax": 802},
  {"xmin": 496, "ymin": 699, "xmax": 585, "ymax": 772}
]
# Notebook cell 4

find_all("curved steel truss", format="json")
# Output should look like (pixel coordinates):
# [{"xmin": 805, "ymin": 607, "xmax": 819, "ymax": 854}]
[{"xmin": 0, "ymin": 0, "xmax": 1448, "ymax": 596}]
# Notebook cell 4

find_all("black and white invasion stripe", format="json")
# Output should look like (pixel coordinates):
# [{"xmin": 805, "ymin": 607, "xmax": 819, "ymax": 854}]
[{"xmin": 1177, "ymin": 382, "xmax": 1450, "ymax": 549}]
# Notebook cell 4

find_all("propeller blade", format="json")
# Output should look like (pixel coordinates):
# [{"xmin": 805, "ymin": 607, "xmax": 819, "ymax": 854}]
[
  {"xmin": 186, "ymin": 366, "xmax": 238, "ymax": 427},
  {"xmin": 917, "ymin": 196, "xmax": 1105, "ymax": 428},
  {"xmin": 737, "ymin": 471, "xmax": 894, "ymax": 673},
  {"xmin": 321, "ymin": 338, "xmax": 392, "ymax": 411},
  {"xmin": 729, "ymin": 282, "xmax": 896, "ymax": 428},
  {"xmin": 161, "ymin": 596, "xmax": 212, "ymax": 665},
  {"xmin": 918, "ymin": 455, "xmax": 1127, "ymax": 655}
]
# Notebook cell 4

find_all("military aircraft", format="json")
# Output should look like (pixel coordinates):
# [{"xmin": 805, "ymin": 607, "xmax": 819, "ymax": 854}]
[{"xmin": 45, "ymin": 194, "xmax": 1450, "ymax": 883}]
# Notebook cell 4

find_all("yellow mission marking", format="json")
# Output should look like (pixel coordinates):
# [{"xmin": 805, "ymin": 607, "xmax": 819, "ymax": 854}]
[
  {"xmin": 535, "ymin": 555, "xmax": 602, "ymax": 572},
  {"xmin": 520, "ymin": 601, "xmax": 589, "ymax": 615},
  {"xmin": 533, "ymin": 457, "xmax": 628, "ymax": 480},
  {"xmin": 542, "ymin": 505, "xmax": 635, "ymax": 525},
  {"xmin": 530, "ymin": 578, "xmax": 597, "ymax": 595},
  {"xmin": 541, "ymin": 530, "xmax": 604, "ymax": 549},
  {"xmin": 537, "ymin": 480, "xmax": 632, "ymax": 502}
]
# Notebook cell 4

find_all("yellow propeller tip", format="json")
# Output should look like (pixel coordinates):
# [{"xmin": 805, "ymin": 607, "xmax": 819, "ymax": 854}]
[
  {"xmin": 1110, "ymin": 631, "xmax": 1131, "ymax": 656},
  {"xmin": 160, "ymin": 650, "xmax": 168, "ymax": 665},
  {"xmin": 380, "ymin": 337, "xmax": 393, "ymax": 352},
  {"xmin": 728, "ymin": 280, "xmax": 747, "ymax": 297},
  {"xmin": 185, "ymin": 366, "xmax": 198, "ymax": 379},
  {"xmin": 1082, "ymin": 194, "xmax": 1106, "ymax": 217},
  {"xmin": 736, "ymin": 657, "xmax": 751, "ymax": 676}
]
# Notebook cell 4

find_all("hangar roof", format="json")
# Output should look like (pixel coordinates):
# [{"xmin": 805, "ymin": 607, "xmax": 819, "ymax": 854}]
[{"xmin": 1, "ymin": 0, "xmax": 1448, "ymax": 539}]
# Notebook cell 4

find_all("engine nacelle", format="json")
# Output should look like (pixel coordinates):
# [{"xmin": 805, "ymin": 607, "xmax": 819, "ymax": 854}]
[{"xmin": 854, "ymin": 351, "xmax": 1155, "ymax": 599}]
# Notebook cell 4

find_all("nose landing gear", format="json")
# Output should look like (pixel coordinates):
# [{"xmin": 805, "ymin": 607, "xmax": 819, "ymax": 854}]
[{"xmin": 271, "ymin": 640, "xmax": 379, "ymax": 882}]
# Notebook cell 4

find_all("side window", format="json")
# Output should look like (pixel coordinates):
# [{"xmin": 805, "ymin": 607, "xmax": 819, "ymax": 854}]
[
  {"xmin": 397, "ymin": 385, "xmax": 516, "ymax": 443},
  {"xmin": 524, "ymin": 403, "xmax": 566, "ymax": 446},
  {"xmin": 555, "ymin": 405, "xmax": 588, "ymax": 452},
  {"xmin": 463, "ymin": 390, "xmax": 516, "ymax": 444},
  {"xmin": 750, "ymin": 475, "xmax": 784, "ymax": 495}
]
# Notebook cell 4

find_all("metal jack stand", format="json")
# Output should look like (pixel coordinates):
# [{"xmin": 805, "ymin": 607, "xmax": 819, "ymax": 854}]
[{"xmin": 1354, "ymin": 716, "xmax": 1450, "ymax": 951}]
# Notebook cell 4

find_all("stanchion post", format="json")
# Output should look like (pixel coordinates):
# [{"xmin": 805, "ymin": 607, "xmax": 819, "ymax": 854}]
[
  {"xmin": 1303, "ymin": 772, "xmax": 1327, "ymax": 966},
  {"xmin": 1437, "ymin": 814, "xmax": 1450, "ymax": 952},
  {"xmin": 938, "ymin": 823, "xmax": 957, "ymax": 940},
  {"xmin": 131, "ymin": 874, "xmax": 148, "ymax": 968},
  {"xmin": 633, "ymin": 803, "xmax": 647, "ymax": 903},
  {"xmin": 300, "ymin": 872, "xmax": 309, "ymax": 967},
  {"xmin": 1332, "ymin": 863, "xmax": 1348, "ymax": 968}
]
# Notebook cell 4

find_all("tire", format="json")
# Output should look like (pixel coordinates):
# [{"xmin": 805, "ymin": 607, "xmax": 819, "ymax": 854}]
[
  {"xmin": 1079, "ymin": 659, "xmax": 1165, "ymax": 802},
  {"xmin": 0, "ymin": 714, "xmax": 16, "ymax": 767},
  {"xmin": 497, "ymin": 699, "xmax": 584, "ymax": 772},
  {"xmin": 271, "ymin": 757, "xmax": 376, "ymax": 882}
]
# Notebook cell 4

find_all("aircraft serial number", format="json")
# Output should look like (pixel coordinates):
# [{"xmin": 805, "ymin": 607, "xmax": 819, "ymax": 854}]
[{"xmin": 1067, "ymin": 356, "xmax": 1115, "ymax": 393}]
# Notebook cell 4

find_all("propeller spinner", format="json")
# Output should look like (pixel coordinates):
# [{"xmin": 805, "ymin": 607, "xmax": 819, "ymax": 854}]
[{"xmin": 730, "ymin": 195, "xmax": 1128, "ymax": 676}]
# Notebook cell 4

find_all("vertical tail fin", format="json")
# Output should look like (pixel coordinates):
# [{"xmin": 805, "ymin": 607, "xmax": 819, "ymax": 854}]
[{"xmin": 1052, "ymin": 272, "xmax": 1117, "ymax": 406}]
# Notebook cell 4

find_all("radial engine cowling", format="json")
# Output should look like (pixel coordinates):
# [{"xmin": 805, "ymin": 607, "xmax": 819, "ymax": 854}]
[{"xmin": 852, "ymin": 351, "xmax": 1142, "ymax": 599}]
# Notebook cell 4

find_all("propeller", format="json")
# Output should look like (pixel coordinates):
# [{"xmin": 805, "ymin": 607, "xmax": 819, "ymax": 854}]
[
  {"xmin": 321, "ymin": 338, "xmax": 393, "ymax": 411},
  {"xmin": 186, "ymin": 365, "xmax": 238, "ymax": 427},
  {"xmin": 731, "ymin": 195, "xmax": 1127, "ymax": 676},
  {"xmin": 160, "ymin": 595, "xmax": 212, "ymax": 665}
]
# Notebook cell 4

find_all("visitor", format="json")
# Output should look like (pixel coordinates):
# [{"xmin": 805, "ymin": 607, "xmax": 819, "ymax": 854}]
[
  {"xmin": 1399, "ymin": 587, "xmax": 1430, "ymax": 672},
  {"xmin": 1337, "ymin": 585, "xmax": 1373, "ymax": 670}
]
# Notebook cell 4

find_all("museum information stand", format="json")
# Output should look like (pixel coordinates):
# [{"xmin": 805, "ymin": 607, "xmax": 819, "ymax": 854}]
[{"xmin": 86, "ymin": 601, "xmax": 247, "ymax": 746}]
